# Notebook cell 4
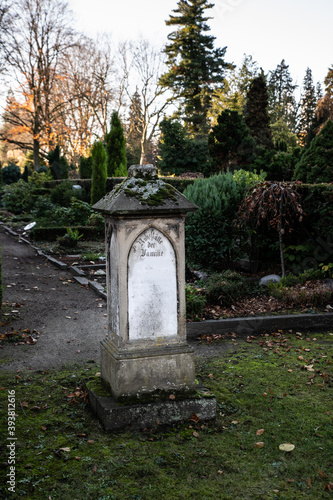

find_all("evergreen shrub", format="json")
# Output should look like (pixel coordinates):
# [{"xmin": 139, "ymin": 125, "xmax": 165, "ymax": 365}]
[
  {"xmin": 205, "ymin": 271, "xmax": 246, "ymax": 307},
  {"xmin": 79, "ymin": 156, "xmax": 93, "ymax": 179},
  {"xmin": 183, "ymin": 171, "xmax": 259, "ymax": 270},
  {"xmin": 50, "ymin": 181, "xmax": 76, "ymax": 207},
  {"xmin": 2, "ymin": 164, "xmax": 21, "ymax": 185},
  {"xmin": 91, "ymin": 141, "xmax": 107, "ymax": 205},
  {"xmin": 293, "ymin": 120, "xmax": 333, "ymax": 183},
  {"xmin": 105, "ymin": 111, "xmax": 127, "ymax": 177}
]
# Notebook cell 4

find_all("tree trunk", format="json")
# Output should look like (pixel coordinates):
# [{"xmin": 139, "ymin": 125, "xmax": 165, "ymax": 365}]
[
  {"xmin": 33, "ymin": 138, "xmax": 40, "ymax": 171},
  {"xmin": 278, "ymin": 196, "xmax": 285, "ymax": 277}
]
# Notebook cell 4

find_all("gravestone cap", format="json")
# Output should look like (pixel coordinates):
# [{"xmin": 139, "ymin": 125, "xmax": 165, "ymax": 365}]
[{"xmin": 92, "ymin": 164, "xmax": 198, "ymax": 216}]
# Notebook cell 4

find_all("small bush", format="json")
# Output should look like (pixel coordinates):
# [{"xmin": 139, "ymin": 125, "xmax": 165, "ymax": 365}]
[
  {"xmin": 268, "ymin": 280, "xmax": 333, "ymax": 307},
  {"xmin": 2, "ymin": 163, "xmax": 21, "ymax": 185},
  {"xmin": 87, "ymin": 213, "xmax": 104, "ymax": 231},
  {"xmin": 185, "ymin": 285, "xmax": 206, "ymax": 321},
  {"xmin": 50, "ymin": 181, "xmax": 77, "ymax": 207},
  {"xmin": 2, "ymin": 180, "xmax": 35, "ymax": 214},
  {"xmin": 205, "ymin": 271, "xmax": 246, "ymax": 307},
  {"xmin": 31, "ymin": 196, "xmax": 56, "ymax": 221}
]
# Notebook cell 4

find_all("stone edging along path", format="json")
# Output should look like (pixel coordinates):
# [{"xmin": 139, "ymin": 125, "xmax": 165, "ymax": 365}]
[{"xmin": 3, "ymin": 224, "xmax": 333, "ymax": 338}]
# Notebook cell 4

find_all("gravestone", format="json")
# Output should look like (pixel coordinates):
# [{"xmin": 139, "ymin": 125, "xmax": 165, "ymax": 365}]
[{"xmin": 90, "ymin": 164, "xmax": 216, "ymax": 428}]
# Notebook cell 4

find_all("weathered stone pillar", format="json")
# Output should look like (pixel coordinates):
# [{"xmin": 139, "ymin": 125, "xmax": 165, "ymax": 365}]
[{"xmin": 93, "ymin": 164, "xmax": 198, "ymax": 401}]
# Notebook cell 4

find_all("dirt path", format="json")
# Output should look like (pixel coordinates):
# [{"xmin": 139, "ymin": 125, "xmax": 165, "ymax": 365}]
[
  {"xmin": 0, "ymin": 227, "xmax": 244, "ymax": 372},
  {"xmin": 0, "ymin": 227, "xmax": 108, "ymax": 372}
]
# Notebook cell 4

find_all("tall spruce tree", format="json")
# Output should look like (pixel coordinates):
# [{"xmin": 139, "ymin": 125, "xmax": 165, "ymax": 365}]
[
  {"xmin": 160, "ymin": 0, "xmax": 230, "ymax": 134},
  {"xmin": 268, "ymin": 60, "xmax": 298, "ymax": 133},
  {"xmin": 298, "ymin": 68, "xmax": 317, "ymax": 145},
  {"xmin": 105, "ymin": 111, "xmax": 127, "ymax": 177},
  {"xmin": 244, "ymin": 74, "xmax": 273, "ymax": 150}
]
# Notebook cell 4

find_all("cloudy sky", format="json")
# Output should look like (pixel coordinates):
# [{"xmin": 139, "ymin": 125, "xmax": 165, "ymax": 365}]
[{"xmin": 68, "ymin": 0, "xmax": 333, "ymax": 91}]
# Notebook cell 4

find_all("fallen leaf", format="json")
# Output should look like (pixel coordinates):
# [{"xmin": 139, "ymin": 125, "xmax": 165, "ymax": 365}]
[
  {"xmin": 59, "ymin": 447, "xmax": 70, "ymax": 453},
  {"xmin": 279, "ymin": 443, "xmax": 295, "ymax": 452},
  {"xmin": 254, "ymin": 442, "xmax": 264, "ymax": 448},
  {"xmin": 169, "ymin": 394, "xmax": 175, "ymax": 400},
  {"xmin": 189, "ymin": 413, "xmax": 200, "ymax": 423},
  {"xmin": 307, "ymin": 478, "xmax": 312, "ymax": 488},
  {"xmin": 256, "ymin": 429, "xmax": 264, "ymax": 436},
  {"xmin": 193, "ymin": 431, "xmax": 199, "ymax": 438},
  {"xmin": 217, "ymin": 470, "xmax": 223, "ymax": 475}
]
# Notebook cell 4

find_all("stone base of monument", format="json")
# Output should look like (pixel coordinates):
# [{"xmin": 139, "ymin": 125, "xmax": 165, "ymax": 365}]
[{"xmin": 86, "ymin": 379, "xmax": 216, "ymax": 431}]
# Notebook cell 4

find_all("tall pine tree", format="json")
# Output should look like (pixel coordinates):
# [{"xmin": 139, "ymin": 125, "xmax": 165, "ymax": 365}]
[
  {"xmin": 268, "ymin": 60, "xmax": 298, "ymax": 133},
  {"xmin": 298, "ymin": 68, "xmax": 317, "ymax": 145},
  {"xmin": 105, "ymin": 111, "xmax": 127, "ymax": 177},
  {"xmin": 160, "ymin": 0, "xmax": 230, "ymax": 135}
]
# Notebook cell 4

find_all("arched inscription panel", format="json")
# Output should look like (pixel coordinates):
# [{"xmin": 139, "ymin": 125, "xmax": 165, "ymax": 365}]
[{"xmin": 128, "ymin": 228, "xmax": 177, "ymax": 340}]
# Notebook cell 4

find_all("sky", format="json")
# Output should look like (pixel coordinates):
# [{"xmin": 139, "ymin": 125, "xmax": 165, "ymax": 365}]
[{"xmin": 68, "ymin": 0, "xmax": 333, "ymax": 92}]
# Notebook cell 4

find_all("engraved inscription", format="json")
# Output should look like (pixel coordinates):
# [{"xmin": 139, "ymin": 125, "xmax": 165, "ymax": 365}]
[
  {"xmin": 132, "ymin": 228, "xmax": 165, "ymax": 258},
  {"xmin": 128, "ymin": 228, "xmax": 177, "ymax": 340}
]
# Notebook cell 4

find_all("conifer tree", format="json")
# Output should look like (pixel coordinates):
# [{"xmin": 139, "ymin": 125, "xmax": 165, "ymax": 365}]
[
  {"xmin": 126, "ymin": 90, "xmax": 143, "ymax": 166},
  {"xmin": 244, "ymin": 74, "xmax": 273, "ymax": 150},
  {"xmin": 268, "ymin": 60, "xmax": 298, "ymax": 132},
  {"xmin": 91, "ymin": 141, "xmax": 107, "ymax": 205},
  {"xmin": 105, "ymin": 111, "xmax": 127, "ymax": 177},
  {"xmin": 160, "ymin": 0, "xmax": 230, "ymax": 134},
  {"xmin": 298, "ymin": 68, "xmax": 317, "ymax": 145},
  {"xmin": 293, "ymin": 119, "xmax": 333, "ymax": 183},
  {"xmin": 208, "ymin": 109, "xmax": 255, "ymax": 173}
]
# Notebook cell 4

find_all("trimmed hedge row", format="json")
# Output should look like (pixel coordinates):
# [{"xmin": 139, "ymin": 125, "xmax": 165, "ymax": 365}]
[
  {"xmin": 43, "ymin": 176, "xmax": 195, "ymax": 196},
  {"xmin": 30, "ymin": 225, "xmax": 104, "ymax": 242}
]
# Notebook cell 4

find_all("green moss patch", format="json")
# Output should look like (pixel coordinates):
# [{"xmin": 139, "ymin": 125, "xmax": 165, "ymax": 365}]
[
  {"xmin": 0, "ymin": 331, "xmax": 332, "ymax": 499},
  {"xmin": 121, "ymin": 177, "xmax": 178, "ymax": 206}
]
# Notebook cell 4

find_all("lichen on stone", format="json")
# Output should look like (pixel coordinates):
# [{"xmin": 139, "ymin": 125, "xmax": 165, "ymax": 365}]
[{"xmin": 121, "ymin": 176, "xmax": 178, "ymax": 206}]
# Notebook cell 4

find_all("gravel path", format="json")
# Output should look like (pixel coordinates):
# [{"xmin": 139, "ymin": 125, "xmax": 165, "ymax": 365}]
[{"xmin": 0, "ymin": 227, "xmax": 107, "ymax": 372}]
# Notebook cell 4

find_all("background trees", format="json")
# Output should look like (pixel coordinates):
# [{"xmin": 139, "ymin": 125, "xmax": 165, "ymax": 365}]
[
  {"xmin": 1, "ymin": 0, "xmax": 77, "ymax": 170},
  {"xmin": 268, "ymin": 59, "xmax": 298, "ymax": 133},
  {"xmin": 160, "ymin": 0, "xmax": 230, "ymax": 134}
]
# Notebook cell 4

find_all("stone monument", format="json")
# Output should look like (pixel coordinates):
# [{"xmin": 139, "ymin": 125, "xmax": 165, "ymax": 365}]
[{"xmin": 90, "ymin": 164, "xmax": 216, "ymax": 429}]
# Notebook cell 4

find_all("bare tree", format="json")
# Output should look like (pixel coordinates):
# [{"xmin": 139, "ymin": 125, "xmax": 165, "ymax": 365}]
[
  {"xmin": 55, "ymin": 34, "xmax": 119, "ymax": 164},
  {"xmin": 120, "ymin": 39, "xmax": 172, "ymax": 164},
  {"xmin": 1, "ymin": 0, "xmax": 77, "ymax": 169},
  {"xmin": 0, "ymin": 1, "xmax": 13, "ymax": 79}
]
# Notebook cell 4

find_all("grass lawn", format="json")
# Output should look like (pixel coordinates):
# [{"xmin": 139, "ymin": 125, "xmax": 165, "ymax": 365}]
[{"xmin": 0, "ymin": 330, "xmax": 332, "ymax": 499}]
